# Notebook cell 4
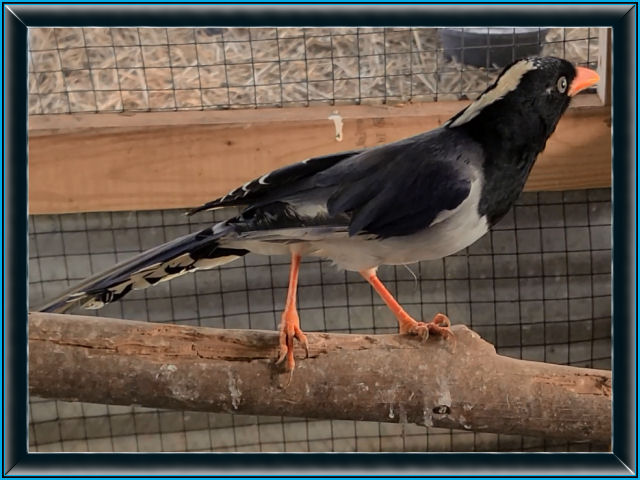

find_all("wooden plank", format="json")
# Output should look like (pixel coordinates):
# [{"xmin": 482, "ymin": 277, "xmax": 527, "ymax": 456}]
[
  {"xmin": 597, "ymin": 27, "xmax": 612, "ymax": 106},
  {"xmin": 529, "ymin": 105, "xmax": 611, "ymax": 191},
  {"xmin": 28, "ymin": 101, "xmax": 468, "ymax": 135},
  {"xmin": 28, "ymin": 97, "xmax": 611, "ymax": 214},
  {"xmin": 27, "ymin": 93, "xmax": 605, "ymax": 135}
]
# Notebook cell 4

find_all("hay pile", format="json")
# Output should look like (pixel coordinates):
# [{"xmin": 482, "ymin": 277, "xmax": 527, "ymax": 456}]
[{"xmin": 28, "ymin": 27, "xmax": 599, "ymax": 115}]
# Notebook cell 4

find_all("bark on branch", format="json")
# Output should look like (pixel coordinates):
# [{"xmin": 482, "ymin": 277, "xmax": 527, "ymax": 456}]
[{"xmin": 28, "ymin": 312, "xmax": 611, "ymax": 443}]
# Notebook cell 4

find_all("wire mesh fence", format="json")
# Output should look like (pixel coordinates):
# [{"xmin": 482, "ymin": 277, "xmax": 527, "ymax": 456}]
[
  {"xmin": 28, "ymin": 27, "xmax": 601, "ymax": 114},
  {"xmin": 27, "ymin": 26, "xmax": 610, "ymax": 453},
  {"xmin": 28, "ymin": 188, "xmax": 612, "ymax": 452}
]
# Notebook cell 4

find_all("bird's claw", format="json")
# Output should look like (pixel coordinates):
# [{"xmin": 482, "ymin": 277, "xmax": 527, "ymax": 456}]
[
  {"xmin": 276, "ymin": 327, "xmax": 308, "ymax": 388},
  {"xmin": 276, "ymin": 322, "xmax": 309, "ymax": 372},
  {"xmin": 405, "ymin": 313, "xmax": 454, "ymax": 344}
]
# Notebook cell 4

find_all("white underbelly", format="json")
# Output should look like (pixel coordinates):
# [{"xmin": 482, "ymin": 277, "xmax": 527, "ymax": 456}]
[{"xmin": 307, "ymin": 212, "xmax": 489, "ymax": 271}]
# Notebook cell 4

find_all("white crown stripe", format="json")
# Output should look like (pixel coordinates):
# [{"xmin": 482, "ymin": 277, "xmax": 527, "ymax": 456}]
[{"xmin": 448, "ymin": 59, "xmax": 538, "ymax": 128}]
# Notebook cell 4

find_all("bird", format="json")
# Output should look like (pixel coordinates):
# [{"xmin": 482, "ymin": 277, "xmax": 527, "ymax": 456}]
[{"xmin": 38, "ymin": 56, "xmax": 599, "ymax": 372}]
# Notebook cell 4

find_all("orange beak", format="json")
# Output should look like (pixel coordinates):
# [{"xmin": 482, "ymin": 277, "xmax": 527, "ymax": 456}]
[{"xmin": 568, "ymin": 66, "xmax": 600, "ymax": 96}]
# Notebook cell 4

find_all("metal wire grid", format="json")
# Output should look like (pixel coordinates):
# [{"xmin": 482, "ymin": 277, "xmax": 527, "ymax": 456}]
[
  {"xmin": 28, "ymin": 188, "xmax": 612, "ymax": 452},
  {"xmin": 29, "ymin": 403, "xmax": 607, "ymax": 453},
  {"xmin": 26, "ymin": 24, "xmax": 609, "ymax": 453},
  {"xmin": 27, "ymin": 27, "xmax": 601, "ymax": 115}
]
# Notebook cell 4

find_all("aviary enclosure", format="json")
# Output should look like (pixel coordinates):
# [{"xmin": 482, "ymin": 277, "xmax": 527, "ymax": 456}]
[{"xmin": 28, "ymin": 26, "xmax": 611, "ymax": 452}]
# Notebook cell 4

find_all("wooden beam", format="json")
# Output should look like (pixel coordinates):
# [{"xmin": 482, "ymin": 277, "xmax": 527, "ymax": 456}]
[
  {"xmin": 29, "ymin": 312, "xmax": 612, "ymax": 443},
  {"xmin": 597, "ymin": 27, "xmax": 612, "ymax": 106},
  {"xmin": 28, "ymin": 97, "xmax": 611, "ymax": 214}
]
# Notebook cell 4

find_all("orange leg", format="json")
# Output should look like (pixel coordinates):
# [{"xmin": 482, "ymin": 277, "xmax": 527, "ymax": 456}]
[
  {"xmin": 276, "ymin": 253, "xmax": 309, "ymax": 372},
  {"xmin": 361, "ymin": 268, "xmax": 453, "ymax": 341}
]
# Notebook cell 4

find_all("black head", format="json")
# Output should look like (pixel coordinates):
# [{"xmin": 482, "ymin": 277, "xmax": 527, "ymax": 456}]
[
  {"xmin": 446, "ymin": 56, "xmax": 599, "ymax": 154},
  {"xmin": 447, "ymin": 57, "xmax": 599, "ymax": 227}
]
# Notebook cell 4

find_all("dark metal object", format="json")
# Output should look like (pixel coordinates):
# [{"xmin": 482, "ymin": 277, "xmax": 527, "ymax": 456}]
[{"xmin": 440, "ymin": 28, "xmax": 549, "ymax": 68}]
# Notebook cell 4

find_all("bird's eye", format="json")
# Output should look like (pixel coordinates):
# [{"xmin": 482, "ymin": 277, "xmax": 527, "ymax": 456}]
[{"xmin": 557, "ymin": 76, "xmax": 568, "ymax": 93}]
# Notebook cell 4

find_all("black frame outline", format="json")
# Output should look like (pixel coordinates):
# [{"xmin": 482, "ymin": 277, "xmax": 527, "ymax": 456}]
[{"xmin": 3, "ymin": 3, "xmax": 636, "ymax": 476}]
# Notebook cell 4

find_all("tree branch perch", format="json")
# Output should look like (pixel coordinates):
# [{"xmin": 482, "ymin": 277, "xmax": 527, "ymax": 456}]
[{"xmin": 28, "ymin": 312, "xmax": 611, "ymax": 444}]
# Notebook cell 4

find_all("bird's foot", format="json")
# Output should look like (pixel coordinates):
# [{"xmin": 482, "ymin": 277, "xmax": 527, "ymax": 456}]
[
  {"xmin": 275, "ymin": 308, "xmax": 309, "ymax": 380},
  {"xmin": 400, "ymin": 313, "xmax": 454, "ymax": 343}
]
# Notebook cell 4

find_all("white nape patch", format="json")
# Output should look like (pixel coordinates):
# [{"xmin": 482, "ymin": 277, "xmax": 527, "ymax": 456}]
[
  {"xmin": 447, "ymin": 59, "xmax": 538, "ymax": 128},
  {"xmin": 258, "ymin": 173, "xmax": 270, "ymax": 185}
]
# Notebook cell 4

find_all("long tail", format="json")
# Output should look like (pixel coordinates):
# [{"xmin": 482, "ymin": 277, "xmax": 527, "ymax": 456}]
[{"xmin": 36, "ymin": 223, "xmax": 248, "ymax": 314}]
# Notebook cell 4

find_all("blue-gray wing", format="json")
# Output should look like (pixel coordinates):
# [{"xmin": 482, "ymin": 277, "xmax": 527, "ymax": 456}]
[
  {"xmin": 323, "ymin": 131, "xmax": 474, "ymax": 238},
  {"xmin": 190, "ymin": 128, "xmax": 477, "ymax": 240}
]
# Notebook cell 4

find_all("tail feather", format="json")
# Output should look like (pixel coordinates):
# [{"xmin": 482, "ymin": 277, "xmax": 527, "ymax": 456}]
[{"xmin": 36, "ymin": 224, "xmax": 248, "ymax": 313}]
